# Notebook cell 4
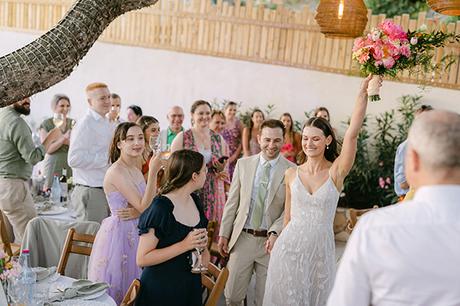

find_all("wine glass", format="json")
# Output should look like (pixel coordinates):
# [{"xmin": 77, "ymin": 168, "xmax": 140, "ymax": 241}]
[
  {"xmin": 190, "ymin": 228, "xmax": 208, "ymax": 274},
  {"xmin": 161, "ymin": 144, "xmax": 172, "ymax": 160},
  {"xmin": 7, "ymin": 276, "xmax": 25, "ymax": 305},
  {"xmin": 70, "ymin": 119, "xmax": 76, "ymax": 129},
  {"xmin": 149, "ymin": 135, "xmax": 161, "ymax": 154},
  {"xmin": 52, "ymin": 113, "xmax": 64, "ymax": 129}
]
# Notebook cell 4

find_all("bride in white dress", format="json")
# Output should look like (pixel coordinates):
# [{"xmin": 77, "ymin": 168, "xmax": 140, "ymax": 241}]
[{"xmin": 263, "ymin": 75, "xmax": 378, "ymax": 306}]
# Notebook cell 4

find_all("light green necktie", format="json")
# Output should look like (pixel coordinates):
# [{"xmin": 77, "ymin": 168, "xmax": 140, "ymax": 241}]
[{"xmin": 251, "ymin": 161, "xmax": 271, "ymax": 229}]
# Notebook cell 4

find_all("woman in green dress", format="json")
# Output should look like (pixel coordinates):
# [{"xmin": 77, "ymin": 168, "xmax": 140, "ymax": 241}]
[{"xmin": 39, "ymin": 94, "xmax": 74, "ymax": 189}]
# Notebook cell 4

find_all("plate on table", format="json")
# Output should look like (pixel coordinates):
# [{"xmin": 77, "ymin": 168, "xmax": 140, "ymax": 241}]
[{"xmin": 37, "ymin": 206, "xmax": 67, "ymax": 215}]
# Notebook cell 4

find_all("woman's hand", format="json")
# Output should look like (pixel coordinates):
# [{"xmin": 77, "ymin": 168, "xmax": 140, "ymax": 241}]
[
  {"xmin": 116, "ymin": 206, "xmax": 140, "ymax": 220},
  {"xmin": 359, "ymin": 74, "xmax": 380, "ymax": 96},
  {"xmin": 61, "ymin": 130, "xmax": 71, "ymax": 145},
  {"xmin": 216, "ymin": 171, "xmax": 229, "ymax": 182},
  {"xmin": 181, "ymin": 229, "xmax": 208, "ymax": 251},
  {"xmin": 149, "ymin": 152, "xmax": 163, "ymax": 174},
  {"xmin": 212, "ymin": 159, "xmax": 226, "ymax": 173}
]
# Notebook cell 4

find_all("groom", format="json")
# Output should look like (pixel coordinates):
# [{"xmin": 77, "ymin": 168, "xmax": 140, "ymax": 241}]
[{"xmin": 218, "ymin": 119, "xmax": 295, "ymax": 306}]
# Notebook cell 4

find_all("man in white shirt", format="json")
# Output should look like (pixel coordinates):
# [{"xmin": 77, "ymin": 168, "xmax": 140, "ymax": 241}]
[
  {"xmin": 327, "ymin": 110, "xmax": 460, "ymax": 306},
  {"xmin": 68, "ymin": 83, "xmax": 114, "ymax": 223}
]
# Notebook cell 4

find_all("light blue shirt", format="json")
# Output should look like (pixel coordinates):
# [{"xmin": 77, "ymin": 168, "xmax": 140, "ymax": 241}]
[
  {"xmin": 244, "ymin": 154, "xmax": 280, "ymax": 230},
  {"xmin": 394, "ymin": 140, "xmax": 409, "ymax": 196}
]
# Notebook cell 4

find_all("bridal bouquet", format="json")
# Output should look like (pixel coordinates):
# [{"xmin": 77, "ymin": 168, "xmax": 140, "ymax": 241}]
[{"xmin": 353, "ymin": 20, "xmax": 460, "ymax": 101}]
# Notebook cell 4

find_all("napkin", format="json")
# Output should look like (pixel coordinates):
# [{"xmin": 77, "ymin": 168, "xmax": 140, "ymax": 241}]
[{"xmin": 47, "ymin": 280, "xmax": 109, "ymax": 303}]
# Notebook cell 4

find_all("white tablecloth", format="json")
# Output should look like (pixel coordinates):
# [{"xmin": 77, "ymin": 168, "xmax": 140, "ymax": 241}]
[{"xmin": 46, "ymin": 275, "xmax": 116, "ymax": 306}]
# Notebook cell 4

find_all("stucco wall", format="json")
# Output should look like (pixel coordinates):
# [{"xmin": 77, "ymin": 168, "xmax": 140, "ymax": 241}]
[{"xmin": 1, "ymin": 30, "xmax": 458, "ymax": 133}]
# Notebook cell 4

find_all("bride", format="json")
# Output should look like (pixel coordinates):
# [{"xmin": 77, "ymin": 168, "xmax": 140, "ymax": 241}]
[{"xmin": 263, "ymin": 75, "xmax": 378, "ymax": 306}]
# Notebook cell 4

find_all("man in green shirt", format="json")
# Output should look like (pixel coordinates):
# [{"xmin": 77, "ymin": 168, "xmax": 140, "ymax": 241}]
[
  {"xmin": 0, "ymin": 98, "xmax": 53, "ymax": 242},
  {"xmin": 159, "ymin": 105, "xmax": 184, "ymax": 149}
]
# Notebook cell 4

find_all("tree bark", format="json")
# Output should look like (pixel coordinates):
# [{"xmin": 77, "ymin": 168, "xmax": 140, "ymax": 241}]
[{"xmin": 0, "ymin": 0, "xmax": 158, "ymax": 107}]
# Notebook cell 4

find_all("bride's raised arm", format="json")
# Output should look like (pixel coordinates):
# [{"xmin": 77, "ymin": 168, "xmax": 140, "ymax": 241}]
[{"xmin": 332, "ymin": 75, "xmax": 379, "ymax": 183}]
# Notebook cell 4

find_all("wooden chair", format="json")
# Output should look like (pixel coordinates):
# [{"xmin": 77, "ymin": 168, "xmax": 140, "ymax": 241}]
[
  {"xmin": 57, "ymin": 228, "xmax": 95, "ymax": 276},
  {"xmin": 0, "ymin": 210, "xmax": 20, "ymax": 258},
  {"xmin": 121, "ymin": 279, "xmax": 140, "ymax": 306},
  {"xmin": 202, "ymin": 263, "xmax": 229, "ymax": 306},
  {"xmin": 207, "ymin": 221, "xmax": 227, "ymax": 266},
  {"xmin": 347, "ymin": 206, "xmax": 379, "ymax": 232}
]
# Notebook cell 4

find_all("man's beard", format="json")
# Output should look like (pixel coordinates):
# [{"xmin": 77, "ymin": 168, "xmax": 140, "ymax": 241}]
[{"xmin": 13, "ymin": 104, "xmax": 30, "ymax": 115}]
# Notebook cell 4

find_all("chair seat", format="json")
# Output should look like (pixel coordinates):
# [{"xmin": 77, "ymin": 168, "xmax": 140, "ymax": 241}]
[{"xmin": 1, "ymin": 242, "xmax": 20, "ymax": 257}]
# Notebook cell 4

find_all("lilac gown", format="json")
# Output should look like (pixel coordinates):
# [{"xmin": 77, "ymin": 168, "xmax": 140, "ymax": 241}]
[{"xmin": 88, "ymin": 182, "xmax": 145, "ymax": 304}]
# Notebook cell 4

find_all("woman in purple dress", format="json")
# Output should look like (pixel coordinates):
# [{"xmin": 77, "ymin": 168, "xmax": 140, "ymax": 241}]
[
  {"xmin": 221, "ymin": 101, "xmax": 242, "ymax": 180},
  {"xmin": 88, "ymin": 122, "xmax": 162, "ymax": 304}
]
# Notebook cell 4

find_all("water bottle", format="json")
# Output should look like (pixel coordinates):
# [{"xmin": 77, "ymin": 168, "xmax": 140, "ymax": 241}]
[
  {"xmin": 50, "ymin": 174, "xmax": 61, "ymax": 205},
  {"xmin": 18, "ymin": 249, "xmax": 37, "ymax": 305},
  {"xmin": 59, "ymin": 169, "xmax": 68, "ymax": 203}
]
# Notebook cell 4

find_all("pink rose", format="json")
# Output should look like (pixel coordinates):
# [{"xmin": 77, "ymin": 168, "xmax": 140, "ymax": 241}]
[
  {"xmin": 399, "ymin": 44, "xmax": 411, "ymax": 57},
  {"xmin": 379, "ymin": 177, "xmax": 385, "ymax": 188},
  {"xmin": 410, "ymin": 37, "xmax": 418, "ymax": 45},
  {"xmin": 382, "ymin": 56, "xmax": 395, "ymax": 69}
]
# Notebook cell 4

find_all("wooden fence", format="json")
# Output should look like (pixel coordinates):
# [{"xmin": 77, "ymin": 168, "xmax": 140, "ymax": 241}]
[{"xmin": 1, "ymin": 0, "xmax": 459, "ymax": 89}]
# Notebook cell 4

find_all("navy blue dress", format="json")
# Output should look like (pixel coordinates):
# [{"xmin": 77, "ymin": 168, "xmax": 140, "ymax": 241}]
[{"xmin": 136, "ymin": 193, "xmax": 208, "ymax": 306}]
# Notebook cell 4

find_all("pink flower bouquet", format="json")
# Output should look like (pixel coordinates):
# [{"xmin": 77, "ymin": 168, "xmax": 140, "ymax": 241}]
[{"xmin": 353, "ymin": 20, "xmax": 460, "ymax": 101}]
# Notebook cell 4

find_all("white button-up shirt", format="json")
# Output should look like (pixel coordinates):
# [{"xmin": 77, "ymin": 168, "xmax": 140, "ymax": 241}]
[
  {"xmin": 244, "ymin": 154, "xmax": 280, "ymax": 230},
  {"xmin": 327, "ymin": 185, "xmax": 460, "ymax": 306},
  {"xmin": 68, "ymin": 108, "xmax": 115, "ymax": 187}
]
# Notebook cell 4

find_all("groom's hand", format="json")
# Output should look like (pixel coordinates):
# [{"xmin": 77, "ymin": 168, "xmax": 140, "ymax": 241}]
[
  {"xmin": 218, "ymin": 236, "xmax": 229, "ymax": 257},
  {"xmin": 265, "ymin": 233, "xmax": 278, "ymax": 254}
]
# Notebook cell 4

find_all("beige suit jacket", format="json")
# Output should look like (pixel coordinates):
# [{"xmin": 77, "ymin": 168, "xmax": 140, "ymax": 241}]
[{"xmin": 219, "ymin": 153, "xmax": 295, "ymax": 251}]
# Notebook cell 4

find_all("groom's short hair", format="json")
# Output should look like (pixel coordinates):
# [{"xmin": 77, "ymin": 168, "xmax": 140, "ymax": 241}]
[{"xmin": 261, "ymin": 119, "xmax": 285, "ymax": 135}]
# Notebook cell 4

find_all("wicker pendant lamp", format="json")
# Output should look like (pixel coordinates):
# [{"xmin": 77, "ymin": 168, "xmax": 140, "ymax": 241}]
[
  {"xmin": 315, "ymin": 0, "xmax": 368, "ymax": 38},
  {"xmin": 427, "ymin": 0, "xmax": 460, "ymax": 16}
]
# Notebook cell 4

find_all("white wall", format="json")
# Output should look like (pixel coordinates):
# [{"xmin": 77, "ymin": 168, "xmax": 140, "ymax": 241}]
[{"xmin": 1, "ymin": 30, "xmax": 459, "ymax": 133}]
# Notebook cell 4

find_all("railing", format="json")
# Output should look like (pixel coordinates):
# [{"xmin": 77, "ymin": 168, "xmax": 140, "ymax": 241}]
[{"xmin": 1, "ymin": 0, "xmax": 459, "ymax": 89}]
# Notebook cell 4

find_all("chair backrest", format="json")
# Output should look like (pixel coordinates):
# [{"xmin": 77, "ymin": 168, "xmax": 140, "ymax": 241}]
[
  {"xmin": 202, "ymin": 263, "xmax": 229, "ymax": 306},
  {"xmin": 207, "ymin": 220, "xmax": 218, "ymax": 250},
  {"xmin": 0, "ymin": 210, "xmax": 14, "ymax": 256},
  {"xmin": 121, "ymin": 278, "xmax": 140, "ymax": 306},
  {"xmin": 57, "ymin": 228, "xmax": 95, "ymax": 276},
  {"xmin": 347, "ymin": 206, "xmax": 379, "ymax": 232}
]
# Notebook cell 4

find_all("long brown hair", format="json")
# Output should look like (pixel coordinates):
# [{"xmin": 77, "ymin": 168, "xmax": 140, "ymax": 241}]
[
  {"xmin": 248, "ymin": 109, "xmax": 265, "ymax": 141},
  {"xmin": 297, "ymin": 117, "xmax": 338, "ymax": 164},
  {"xmin": 108, "ymin": 122, "xmax": 139, "ymax": 164},
  {"xmin": 280, "ymin": 112, "xmax": 294, "ymax": 139},
  {"xmin": 159, "ymin": 150, "xmax": 204, "ymax": 194},
  {"xmin": 136, "ymin": 115, "xmax": 159, "ymax": 141}
]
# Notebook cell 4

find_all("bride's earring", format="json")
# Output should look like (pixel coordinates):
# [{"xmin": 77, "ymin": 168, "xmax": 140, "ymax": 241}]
[{"xmin": 326, "ymin": 145, "xmax": 329, "ymax": 150}]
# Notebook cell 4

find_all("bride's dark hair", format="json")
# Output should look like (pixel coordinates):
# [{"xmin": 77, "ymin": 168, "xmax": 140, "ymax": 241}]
[
  {"xmin": 297, "ymin": 117, "xmax": 339, "ymax": 164},
  {"xmin": 159, "ymin": 150, "xmax": 204, "ymax": 195}
]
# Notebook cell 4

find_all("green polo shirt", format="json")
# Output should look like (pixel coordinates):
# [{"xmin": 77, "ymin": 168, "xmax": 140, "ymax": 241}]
[
  {"xmin": 0, "ymin": 106, "xmax": 45, "ymax": 180},
  {"xmin": 167, "ymin": 127, "xmax": 183, "ymax": 145}
]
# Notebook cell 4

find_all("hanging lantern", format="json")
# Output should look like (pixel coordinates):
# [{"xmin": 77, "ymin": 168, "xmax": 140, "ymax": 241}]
[
  {"xmin": 427, "ymin": 0, "xmax": 460, "ymax": 16},
  {"xmin": 315, "ymin": 0, "xmax": 369, "ymax": 38}
]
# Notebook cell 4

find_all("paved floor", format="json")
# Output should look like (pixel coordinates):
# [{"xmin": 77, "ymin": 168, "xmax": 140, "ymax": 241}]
[{"xmin": 217, "ymin": 240, "xmax": 347, "ymax": 305}]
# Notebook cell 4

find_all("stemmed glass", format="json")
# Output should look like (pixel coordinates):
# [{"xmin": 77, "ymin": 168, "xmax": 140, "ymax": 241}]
[
  {"xmin": 52, "ymin": 113, "xmax": 64, "ymax": 130},
  {"xmin": 149, "ymin": 135, "xmax": 161, "ymax": 155},
  {"xmin": 161, "ymin": 144, "xmax": 171, "ymax": 160},
  {"xmin": 190, "ymin": 228, "xmax": 208, "ymax": 274}
]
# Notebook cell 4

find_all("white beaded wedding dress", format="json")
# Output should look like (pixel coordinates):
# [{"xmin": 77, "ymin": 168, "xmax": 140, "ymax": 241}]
[{"xmin": 263, "ymin": 167, "xmax": 340, "ymax": 306}]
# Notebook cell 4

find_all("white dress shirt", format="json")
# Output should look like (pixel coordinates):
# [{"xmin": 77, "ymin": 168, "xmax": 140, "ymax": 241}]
[
  {"xmin": 327, "ymin": 185, "xmax": 460, "ymax": 306},
  {"xmin": 244, "ymin": 154, "xmax": 281, "ymax": 230},
  {"xmin": 68, "ymin": 109, "xmax": 115, "ymax": 187}
]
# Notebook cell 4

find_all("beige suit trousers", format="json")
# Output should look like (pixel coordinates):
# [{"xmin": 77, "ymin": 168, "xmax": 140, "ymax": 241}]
[
  {"xmin": 70, "ymin": 185, "xmax": 109, "ymax": 223},
  {"xmin": 225, "ymin": 232, "xmax": 269, "ymax": 306},
  {"xmin": 0, "ymin": 178, "xmax": 37, "ymax": 243}
]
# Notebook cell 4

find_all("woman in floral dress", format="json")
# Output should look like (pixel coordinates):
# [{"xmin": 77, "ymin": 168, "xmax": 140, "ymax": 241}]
[
  {"xmin": 221, "ymin": 101, "xmax": 242, "ymax": 180},
  {"xmin": 171, "ymin": 100, "xmax": 228, "ymax": 224}
]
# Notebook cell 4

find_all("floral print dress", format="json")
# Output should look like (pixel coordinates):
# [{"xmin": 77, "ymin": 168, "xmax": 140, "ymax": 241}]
[
  {"xmin": 183, "ymin": 129, "xmax": 226, "ymax": 224},
  {"xmin": 221, "ymin": 118, "xmax": 241, "ymax": 180}
]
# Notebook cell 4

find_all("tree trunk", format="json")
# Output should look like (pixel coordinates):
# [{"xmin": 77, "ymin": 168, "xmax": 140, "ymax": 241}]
[{"xmin": 0, "ymin": 0, "xmax": 158, "ymax": 107}]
